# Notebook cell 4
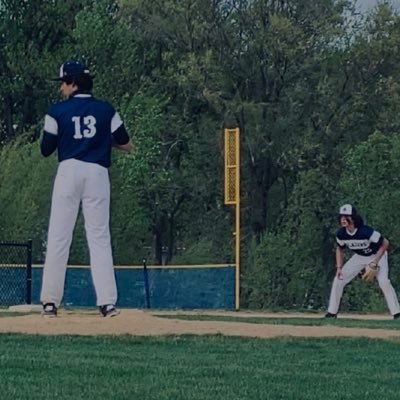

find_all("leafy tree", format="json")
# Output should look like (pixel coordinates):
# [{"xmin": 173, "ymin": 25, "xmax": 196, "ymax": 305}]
[
  {"xmin": 0, "ymin": 137, "xmax": 56, "ymax": 261},
  {"xmin": 247, "ymin": 167, "xmax": 337, "ymax": 309},
  {"xmin": 0, "ymin": 0, "xmax": 90, "ymax": 143}
]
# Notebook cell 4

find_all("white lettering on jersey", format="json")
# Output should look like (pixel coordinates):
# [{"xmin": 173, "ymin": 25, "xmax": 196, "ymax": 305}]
[
  {"xmin": 72, "ymin": 116, "xmax": 97, "ymax": 139},
  {"xmin": 82, "ymin": 116, "xmax": 96, "ymax": 138},
  {"xmin": 343, "ymin": 239, "xmax": 370, "ymax": 250}
]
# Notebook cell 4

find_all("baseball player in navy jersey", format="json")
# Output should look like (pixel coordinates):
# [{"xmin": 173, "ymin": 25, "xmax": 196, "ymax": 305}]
[
  {"xmin": 40, "ymin": 60, "xmax": 132, "ymax": 318},
  {"xmin": 325, "ymin": 204, "xmax": 400, "ymax": 319}
]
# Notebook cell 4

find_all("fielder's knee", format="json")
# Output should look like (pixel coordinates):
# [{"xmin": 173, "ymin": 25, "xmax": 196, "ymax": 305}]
[{"xmin": 333, "ymin": 277, "xmax": 345, "ymax": 289}]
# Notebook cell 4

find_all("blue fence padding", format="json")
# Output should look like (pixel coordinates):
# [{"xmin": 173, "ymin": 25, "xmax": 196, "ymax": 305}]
[
  {"xmin": 30, "ymin": 265, "xmax": 235, "ymax": 309},
  {"xmin": 0, "ymin": 268, "xmax": 26, "ymax": 305}
]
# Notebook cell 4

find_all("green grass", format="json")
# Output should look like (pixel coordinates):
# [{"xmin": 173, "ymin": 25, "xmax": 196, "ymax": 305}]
[
  {"xmin": 155, "ymin": 314, "xmax": 400, "ymax": 330},
  {"xmin": 1, "ymin": 334, "xmax": 400, "ymax": 399}
]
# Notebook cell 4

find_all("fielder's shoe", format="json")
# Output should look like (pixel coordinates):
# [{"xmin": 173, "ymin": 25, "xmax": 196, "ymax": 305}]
[
  {"xmin": 393, "ymin": 313, "xmax": 400, "ymax": 320},
  {"xmin": 324, "ymin": 312, "xmax": 337, "ymax": 319},
  {"xmin": 42, "ymin": 303, "xmax": 57, "ymax": 318},
  {"xmin": 99, "ymin": 304, "xmax": 120, "ymax": 318}
]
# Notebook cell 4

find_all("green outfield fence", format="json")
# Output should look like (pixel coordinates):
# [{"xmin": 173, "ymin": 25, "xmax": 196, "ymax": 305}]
[{"xmin": 0, "ymin": 240, "xmax": 32, "ymax": 306}]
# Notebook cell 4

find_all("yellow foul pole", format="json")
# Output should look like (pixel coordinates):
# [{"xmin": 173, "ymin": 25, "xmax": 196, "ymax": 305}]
[{"xmin": 224, "ymin": 128, "xmax": 240, "ymax": 310}]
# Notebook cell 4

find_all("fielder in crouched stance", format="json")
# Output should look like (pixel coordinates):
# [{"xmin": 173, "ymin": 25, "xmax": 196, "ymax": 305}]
[{"xmin": 326, "ymin": 204, "xmax": 400, "ymax": 320}]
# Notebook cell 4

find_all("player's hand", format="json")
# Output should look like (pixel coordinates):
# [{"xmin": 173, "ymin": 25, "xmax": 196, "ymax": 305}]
[{"xmin": 336, "ymin": 266, "xmax": 343, "ymax": 280}]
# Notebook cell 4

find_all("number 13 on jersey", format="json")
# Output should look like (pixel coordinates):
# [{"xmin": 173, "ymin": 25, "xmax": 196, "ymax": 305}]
[{"xmin": 72, "ymin": 116, "xmax": 97, "ymax": 139}]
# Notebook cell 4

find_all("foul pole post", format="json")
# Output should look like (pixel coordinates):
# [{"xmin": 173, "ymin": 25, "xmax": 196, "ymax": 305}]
[{"xmin": 224, "ymin": 127, "xmax": 240, "ymax": 310}]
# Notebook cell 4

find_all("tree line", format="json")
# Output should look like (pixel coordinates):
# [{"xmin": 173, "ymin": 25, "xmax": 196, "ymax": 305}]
[{"xmin": 1, "ymin": 0, "xmax": 400, "ymax": 311}]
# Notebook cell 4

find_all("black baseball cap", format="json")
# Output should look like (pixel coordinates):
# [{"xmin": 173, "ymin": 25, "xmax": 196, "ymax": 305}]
[{"xmin": 51, "ymin": 60, "xmax": 93, "ymax": 81}]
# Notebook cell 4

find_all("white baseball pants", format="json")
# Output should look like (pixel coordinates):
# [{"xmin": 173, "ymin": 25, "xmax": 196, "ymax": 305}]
[
  {"xmin": 327, "ymin": 252, "xmax": 400, "ymax": 315},
  {"xmin": 40, "ymin": 159, "xmax": 117, "ymax": 307}
]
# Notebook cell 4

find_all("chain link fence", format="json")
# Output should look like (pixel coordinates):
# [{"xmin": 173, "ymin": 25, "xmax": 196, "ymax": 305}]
[{"xmin": 0, "ymin": 241, "xmax": 32, "ymax": 306}]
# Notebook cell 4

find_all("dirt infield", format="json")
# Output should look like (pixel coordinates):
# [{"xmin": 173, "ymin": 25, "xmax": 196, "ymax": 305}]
[{"xmin": 1, "ymin": 308, "xmax": 400, "ymax": 338}]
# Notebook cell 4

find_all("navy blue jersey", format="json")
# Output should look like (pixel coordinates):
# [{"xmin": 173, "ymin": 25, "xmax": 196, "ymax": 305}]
[
  {"xmin": 41, "ymin": 93, "xmax": 129, "ymax": 168},
  {"xmin": 336, "ymin": 225, "xmax": 384, "ymax": 256}
]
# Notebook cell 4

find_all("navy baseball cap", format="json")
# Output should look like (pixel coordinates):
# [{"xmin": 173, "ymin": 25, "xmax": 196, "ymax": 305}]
[{"xmin": 51, "ymin": 60, "xmax": 92, "ymax": 81}]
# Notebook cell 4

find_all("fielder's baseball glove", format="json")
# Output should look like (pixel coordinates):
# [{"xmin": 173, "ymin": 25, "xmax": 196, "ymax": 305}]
[{"xmin": 361, "ymin": 262, "xmax": 379, "ymax": 283}]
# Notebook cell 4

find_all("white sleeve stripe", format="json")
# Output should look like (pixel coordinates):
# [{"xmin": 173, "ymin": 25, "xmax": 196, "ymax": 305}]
[
  {"xmin": 336, "ymin": 238, "xmax": 345, "ymax": 246},
  {"xmin": 111, "ymin": 112, "xmax": 123, "ymax": 133},
  {"xmin": 44, "ymin": 115, "xmax": 58, "ymax": 135},
  {"xmin": 370, "ymin": 231, "xmax": 381, "ymax": 243}
]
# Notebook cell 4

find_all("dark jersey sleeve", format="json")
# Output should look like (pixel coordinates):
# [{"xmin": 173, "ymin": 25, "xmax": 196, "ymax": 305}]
[
  {"xmin": 41, "ymin": 132, "xmax": 58, "ymax": 156},
  {"xmin": 112, "ymin": 124, "xmax": 130, "ymax": 145},
  {"xmin": 41, "ymin": 113, "xmax": 58, "ymax": 157},
  {"xmin": 110, "ymin": 110, "xmax": 130, "ymax": 145},
  {"xmin": 336, "ymin": 228, "xmax": 346, "ymax": 248}
]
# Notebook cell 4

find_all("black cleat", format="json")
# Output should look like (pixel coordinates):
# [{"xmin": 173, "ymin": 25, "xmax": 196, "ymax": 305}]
[
  {"xmin": 393, "ymin": 313, "xmax": 400, "ymax": 320},
  {"xmin": 99, "ymin": 304, "xmax": 120, "ymax": 318},
  {"xmin": 324, "ymin": 312, "xmax": 337, "ymax": 319},
  {"xmin": 42, "ymin": 303, "xmax": 57, "ymax": 318}
]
